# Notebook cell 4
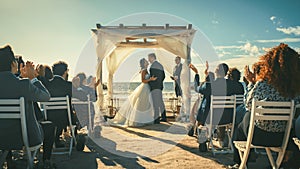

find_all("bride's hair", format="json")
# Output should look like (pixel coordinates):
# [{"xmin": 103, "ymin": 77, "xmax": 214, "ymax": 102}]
[{"xmin": 139, "ymin": 58, "xmax": 146, "ymax": 70}]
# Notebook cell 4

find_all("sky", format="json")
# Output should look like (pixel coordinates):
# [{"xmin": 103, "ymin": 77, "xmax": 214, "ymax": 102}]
[{"xmin": 1, "ymin": 0, "xmax": 300, "ymax": 81}]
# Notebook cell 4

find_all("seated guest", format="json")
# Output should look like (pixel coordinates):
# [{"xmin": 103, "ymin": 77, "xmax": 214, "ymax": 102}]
[
  {"xmin": 188, "ymin": 62, "xmax": 215, "ymax": 137},
  {"xmin": 227, "ymin": 67, "xmax": 245, "ymax": 124},
  {"xmin": 0, "ymin": 45, "xmax": 51, "ymax": 168},
  {"xmin": 44, "ymin": 61, "xmax": 74, "ymax": 148},
  {"xmin": 228, "ymin": 43, "xmax": 300, "ymax": 169},
  {"xmin": 72, "ymin": 73, "xmax": 99, "ymax": 130},
  {"xmin": 20, "ymin": 61, "xmax": 56, "ymax": 168}
]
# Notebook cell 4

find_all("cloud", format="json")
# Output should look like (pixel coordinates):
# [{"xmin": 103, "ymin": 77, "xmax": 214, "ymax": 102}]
[
  {"xmin": 215, "ymin": 45, "xmax": 240, "ymax": 50},
  {"xmin": 240, "ymin": 42, "xmax": 260, "ymax": 56},
  {"xmin": 215, "ymin": 42, "xmax": 261, "ymax": 58},
  {"xmin": 256, "ymin": 38, "xmax": 300, "ymax": 43},
  {"xmin": 270, "ymin": 16, "xmax": 276, "ymax": 21},
  {"xmin": 276, "ymin": 26, "xmax": 300, "ymax": 36},
  {"xmin": 294, "ymin": 47, "xmax": 300, "ymax": 53}
]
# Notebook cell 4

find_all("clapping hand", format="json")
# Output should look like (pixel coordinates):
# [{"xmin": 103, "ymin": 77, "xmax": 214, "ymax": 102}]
[
  {"xmin": 20, "ymin": 61, "xmax": 37, "ymax": 80},
  {"xmin": 88, "ymin": 77, "xmax": 101, "ymax": 89},
  {"xmin": 243, "ymin": 65, "xmax": 256, "ymax": 84},
  {"xmin": 204, "ymin": 61, "xmax": 209, "ymax": 76},
  {"xmin": 72, "ymin": 77, "xmax": 80, "ymax": 88}
]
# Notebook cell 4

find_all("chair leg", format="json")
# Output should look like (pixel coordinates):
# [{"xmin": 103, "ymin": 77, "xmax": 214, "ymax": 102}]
[
  {"xmin": 239, "ymin": 148, "xmax": 250, "ymax": 169},
  {"xmin": 208, "ymin": 130, "xmax": 216, "ymax": 156},
  {"xmin": 25, "ymin": 148, "xmax": 34, "ymax": 169},
  {"xmin": 265, "ymin": 148, "xmax": 277, "ymax": 169},
  {"xmin": 275, "ymin": 151, "xmax": 285, "ymax": 169},
  {"xmin": 68, "ymin": 125, "xmax": 77, "ymax": 157},
  {"xmin": 71, "ymin": 126, "xmax": 77, "ymax": 145},
  {"xmin": 68, "ymin": 137, "xmax": 73, "ymax": 157},
  {"xmin": 226, "ymin": 126, "xmax": 233, "ymax": 152},
  {"xmin": 0, "ymin": 150, "xmax": 9, "ymax": 167}
]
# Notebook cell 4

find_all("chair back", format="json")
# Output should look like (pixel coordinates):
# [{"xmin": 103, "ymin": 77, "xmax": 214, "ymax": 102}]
[
  {"xmin": 209, "ymin": 95, "xmax": 236, "ymax": 126},
  {"xmin": 41, "ymin": 96, "xmax": 72, "ymax": 124},
  {"xmin": 247, "ymin": 99, "xmax": 294, "ymax": 156},
  {"xmin": 235, "ymin": 94, "xmax": 244, "ymax": 105},
  {"xmin": 0, "ymin": 98, "xmax": 27, "ymax": 149},
  {"xmin": 0, "ymin": 97, "xmax": 41, "ymax": 168},
  {"xmin": 40, "ymin": 96, "xmax": 76, "ymax": 157}
]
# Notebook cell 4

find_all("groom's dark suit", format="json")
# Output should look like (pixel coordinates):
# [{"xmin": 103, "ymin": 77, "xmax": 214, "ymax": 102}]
[{"xmin": 148, "ymin": 60, "xmax": 166, "ymax": 122}]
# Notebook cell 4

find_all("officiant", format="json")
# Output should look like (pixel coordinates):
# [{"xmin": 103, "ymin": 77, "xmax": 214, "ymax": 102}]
[{"xmin": 171, "ymin": 56, "xmax": 182, "ymax": 98}]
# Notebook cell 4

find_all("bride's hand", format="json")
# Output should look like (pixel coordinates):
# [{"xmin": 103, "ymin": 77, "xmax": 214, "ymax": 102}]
[{"xmin": 150, "ymin": 76, "xmax": 157, "ymax": 81}]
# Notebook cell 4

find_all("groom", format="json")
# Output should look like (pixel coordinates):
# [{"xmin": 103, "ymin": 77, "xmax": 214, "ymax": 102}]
[{"xmin": 148, "ymin": 53, "xmax": 167, "ymax": 124}]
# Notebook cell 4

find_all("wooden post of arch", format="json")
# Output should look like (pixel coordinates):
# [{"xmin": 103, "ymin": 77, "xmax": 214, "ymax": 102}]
[{"xmin": 185, "ymin": 23, "xmax": 193, "ymax": 119}]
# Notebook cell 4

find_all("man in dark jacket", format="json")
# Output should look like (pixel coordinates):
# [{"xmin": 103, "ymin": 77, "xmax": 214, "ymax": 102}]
[
  {"xmin": 190, "ymin": 63, "xmax": 244, "ymax": 147},
  {"xmin": 44, "ymin": 61, "xmax": 74, "ymax": 147},
  {"xmin": 0, "ymin": 45, "xmax": 51, "ymax": 167}
]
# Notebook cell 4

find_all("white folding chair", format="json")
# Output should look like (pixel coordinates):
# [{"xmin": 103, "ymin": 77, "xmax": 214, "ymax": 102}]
[
  {"xmin": 0, "ymin": 97, "xmax": 41, "ymax": 169},
  {"xmin": 40, "ymin": 96, "xmax": 76, "ymax": 157},
  {"xmin": 201, "ymin": 95, "xmax": 237, "ymax": 156},
  {"xmin": 72, "ymin": 94, "xmax": 92, "ymax": 136},
  {"xmin": 234, "ymin": 99, "xmax": 294, "ymax": 169},
  {"xmin": 235, "ymin": 94, "xmax": 245, "ymax": 105}
]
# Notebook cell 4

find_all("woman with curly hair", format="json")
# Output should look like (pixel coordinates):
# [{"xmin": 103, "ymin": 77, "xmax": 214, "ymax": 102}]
[{"xmin": 228, "ymin": 43, "xmax": 300, "ymax": 169}]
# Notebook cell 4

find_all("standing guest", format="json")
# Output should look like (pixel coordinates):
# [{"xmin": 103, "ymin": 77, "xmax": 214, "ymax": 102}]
[
  {"xmin": 0, "ymin": 45, "xmax": 51, "ymax": 168},
  {"xmin": 228, "ymin": 43, "xmax": 300, "ymax": 169},
  {"xmin": 171, "ymin": 56, "xmax": 182, "ymax": 98},
  {"xmin": 45, "ymin": 61, "xmax": 74, "ymax": 148}
]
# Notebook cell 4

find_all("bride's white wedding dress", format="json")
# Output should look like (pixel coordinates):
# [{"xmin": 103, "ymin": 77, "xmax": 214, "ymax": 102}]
[{"xmin": 108, "ymin": 72, "xmax": 154, "ymax": 127}]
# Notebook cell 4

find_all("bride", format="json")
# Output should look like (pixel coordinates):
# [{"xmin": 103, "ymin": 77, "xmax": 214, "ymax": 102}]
[{"xmin": 108, "ymin": 58, "xmax": 157, "ymax": 127}]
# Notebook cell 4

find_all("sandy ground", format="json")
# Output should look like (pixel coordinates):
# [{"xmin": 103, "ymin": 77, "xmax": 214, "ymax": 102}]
[
  {"xmin": 5, "ymin": 121, "xmax": 270, "ymax": 169},
  {"xmin": 51, "ymin": 121, "xmax": 270, "ymax": 169}
]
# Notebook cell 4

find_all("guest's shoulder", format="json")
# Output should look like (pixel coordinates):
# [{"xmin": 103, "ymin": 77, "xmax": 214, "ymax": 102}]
[
  {"xmin": 19, "ymin": 78, "xmax": 31, "ymax": 86},
  {"xmin": 254, "ymin": 80, "xmax": 270, "ymax": 89}
]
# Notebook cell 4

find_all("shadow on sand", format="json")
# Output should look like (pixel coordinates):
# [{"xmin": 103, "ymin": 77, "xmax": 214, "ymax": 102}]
[{"xmin": 87, "ymin": 137, "xmax": 159, "ymax": 169}]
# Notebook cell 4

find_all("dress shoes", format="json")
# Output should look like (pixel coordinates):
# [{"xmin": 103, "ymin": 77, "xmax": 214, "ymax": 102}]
[
  {"xmin": 187, "ymin": 126, "xmax": 194, "ymax": 136},
  {"xmin": 198, "ymin": 143, "xmax": 208, "ymax": 152}
]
